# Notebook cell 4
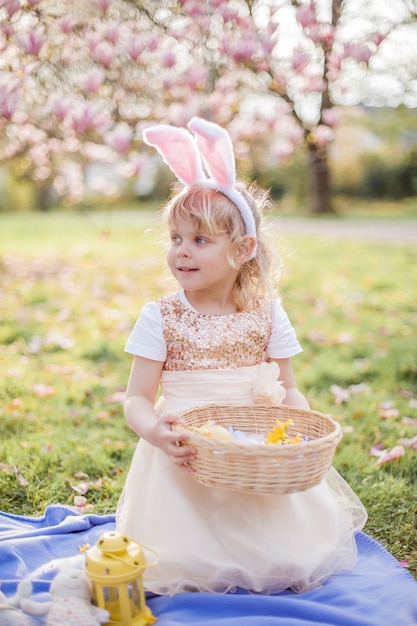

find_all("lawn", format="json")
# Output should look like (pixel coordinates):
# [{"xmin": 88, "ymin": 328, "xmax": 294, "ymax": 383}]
[{"xmin": 0, "ymin": 208, "xmax": 416, "ymax": 579}]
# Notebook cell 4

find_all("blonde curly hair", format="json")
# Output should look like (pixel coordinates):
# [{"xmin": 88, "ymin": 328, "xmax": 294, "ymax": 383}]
[{"xmin": 162, "ymin": 181, "xmax": 281, "ymax": 311}]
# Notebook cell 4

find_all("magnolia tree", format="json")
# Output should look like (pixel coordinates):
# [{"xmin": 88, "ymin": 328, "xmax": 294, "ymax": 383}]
[{"xmin": 0, "ymin": 0, "xmax": 416, "ymax": 212}]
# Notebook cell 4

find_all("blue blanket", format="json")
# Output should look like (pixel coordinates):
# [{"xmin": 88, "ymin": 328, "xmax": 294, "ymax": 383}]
[{"xmin": 1, "ymin": 505, "xmax": 416, "ymax": 626}]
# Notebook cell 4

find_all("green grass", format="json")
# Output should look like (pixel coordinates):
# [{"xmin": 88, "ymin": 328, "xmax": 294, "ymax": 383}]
[{"xmin": 0, "ymin": 208, "xmax": 416, "ymax": 579}]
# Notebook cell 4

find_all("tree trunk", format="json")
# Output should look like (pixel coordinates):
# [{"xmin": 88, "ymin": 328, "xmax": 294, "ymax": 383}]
[{"xmin": 306, "ymin": 141, "xmax": 334, "ymax": 214}]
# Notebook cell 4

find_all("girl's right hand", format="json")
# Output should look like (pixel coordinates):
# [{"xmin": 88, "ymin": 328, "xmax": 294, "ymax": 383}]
[{"xmin": 149, "ymin": 413, "xmax": 196, "ymax": 471}]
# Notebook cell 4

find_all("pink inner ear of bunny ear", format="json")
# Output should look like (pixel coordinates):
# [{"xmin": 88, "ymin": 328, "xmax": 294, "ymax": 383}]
[
  {"xmin": 143, "ymin": 125, "xmax": 204, "ymax": 186},
  {"xmin": 187, "ymin": 117, "xmax": 236, "ymax": 188}
]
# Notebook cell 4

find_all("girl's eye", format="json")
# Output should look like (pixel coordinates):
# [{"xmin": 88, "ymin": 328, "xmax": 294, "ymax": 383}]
[
  {"xmin": 195, "ymin": 236, "xmax": 207, "ymax": 244},
  {"xmin": 171, "ymin": 235, "xmax": 181, "ymax": 245}
]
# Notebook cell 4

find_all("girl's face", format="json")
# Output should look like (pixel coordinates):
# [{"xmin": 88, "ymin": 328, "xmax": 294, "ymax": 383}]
[{"xmin": 167, "ymin": 218, "xmax": 239, "ymax": 301}]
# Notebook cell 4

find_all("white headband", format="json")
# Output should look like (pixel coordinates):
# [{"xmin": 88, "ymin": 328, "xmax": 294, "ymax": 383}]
[{"xmin": 143, "ymin": 117, "xmax": 257, "ymax": 259}]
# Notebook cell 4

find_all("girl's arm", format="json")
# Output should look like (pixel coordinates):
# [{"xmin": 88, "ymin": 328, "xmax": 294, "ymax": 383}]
[
  {"xmin": 269, "ymin": 357, "xmax": 310, "ymax": 409},
  {"xmin": 124, "ymin": 356, "xmax": 195, "ymax": 469}
]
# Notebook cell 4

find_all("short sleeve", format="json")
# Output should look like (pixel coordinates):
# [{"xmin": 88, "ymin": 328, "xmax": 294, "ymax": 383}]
[
  {"xmin": 124, "ymin": 302, "xmax": 167, "ymax": 362},
  {"xmin": 267, "ymin": 299, "xmax": 303, "ymax": 359}
]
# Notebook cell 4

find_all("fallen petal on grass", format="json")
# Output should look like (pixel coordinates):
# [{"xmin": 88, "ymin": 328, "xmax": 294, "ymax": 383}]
[
  {"xmin": 105, "ymin": 390, "xmax": 125, "ymax": 404},
  {"xmin": 348, "ymin": 383, "xmax": 371, "ymax": 394},
  {"xmin": 377, "ymin": 405, "xmax": 400, "ymax": 419},
  {"xmin": 33, "ymin": 383, "xmax": 56, "ymax": 398},
  {"xmin": 330, "ymin": 384, "xmax": 350, "ymax": 404},
  {"xmin": 401, "ymin": 417, "xmax": 417, "ymax": 426},
  {"xmin": 69, "ymin": 481, "xmax": 90, "ymax": 495},
  {"xmin": 13, "ymin": 465, "xmax": 29, "ymax": 487},
  {"xmin": 398, "ymin": 435, "xmax": 417, "ymax": 449},
  {"xmin": 375, "ymin": 445, "xmax": 405, "ymax": 465},
  {"xmin": 67, "ymin": 495, "xmax": 95, "ymax": 514}
]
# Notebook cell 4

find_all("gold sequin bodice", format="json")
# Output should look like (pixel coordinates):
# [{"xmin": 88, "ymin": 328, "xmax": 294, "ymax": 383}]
[{"xmin": 157, "ymin": 294, "xmax": 272, "ymax": 371}]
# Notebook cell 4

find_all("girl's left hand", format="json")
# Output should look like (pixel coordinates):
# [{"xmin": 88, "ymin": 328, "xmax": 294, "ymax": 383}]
[{"xmin": 157, "ymin": 413, "xmax": 196, "ymax": 471}]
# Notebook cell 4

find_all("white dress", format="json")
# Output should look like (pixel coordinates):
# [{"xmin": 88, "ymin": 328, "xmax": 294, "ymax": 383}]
[{"xmin": 116, "ymin": 292, "xmax": 367, "ymax": 595}]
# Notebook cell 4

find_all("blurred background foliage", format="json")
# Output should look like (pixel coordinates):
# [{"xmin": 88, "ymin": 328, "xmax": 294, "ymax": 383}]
[{"xmin": 1, "ymin": 104, "xmax": 416, "ymax": 215}]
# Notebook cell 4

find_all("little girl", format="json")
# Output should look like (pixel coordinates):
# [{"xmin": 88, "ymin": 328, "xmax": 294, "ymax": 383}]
[{"xmin": 116, "ymin": 117, "xmax": 367, "ymax": 595}]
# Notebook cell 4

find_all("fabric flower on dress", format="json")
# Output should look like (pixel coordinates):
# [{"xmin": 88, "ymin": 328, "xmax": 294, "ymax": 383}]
[{"xmin": 253, "ymin": 362, "xmax": 286, "ymax": 404}]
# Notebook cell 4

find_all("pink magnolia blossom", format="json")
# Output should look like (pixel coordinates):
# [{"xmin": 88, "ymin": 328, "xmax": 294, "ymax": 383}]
[
  {"xmin": 54, "ymin": 161, "xmax": 85, "ymax": 200},
  {"xmin": 181, "ymin": 66, "xmax": 208, "ymax": 90},
  {"xmin": 305, "ymin": 24, "xmax": 321, "ymax": 44},
  {"xmin": 319, "ymin": 23, "xmax": 335, "ymax": 48},
  {"xmin": 220, "ymin": 5, "xmax": 239, "ymax": 22},
  {"xmin": 162, "ymin": 51, "xmax": 176, "ymax": 68},
  {"xmin": 287, "ymin": 124, "xmax": 305, "ymax": 144},
  {"xmin": 327, "ymin": 50, "xmax": 343, "ymax": 73},
  {"xmin": 162, "ymin": 75, "xmax": 175, "ymax": 91},
  {"xmin": 57, "ymin": 15, "xmax": 77, "ymax": 34},
  {"xmin": 313, "ymin": 124, "xmax": 334, "ymax": 148},
  {"xmin": 122, "ymin": 34, "xmax": 144, "ymax": 61},
  {"xmin": 0, "ymin": 77, "xmax": 21, "ymax": 119},
  {"xmin": 18, "ymin": 26, "xmax": 46, "ymax": 56},
  {"xmin": 271, "ymin": 138, "xmax": 296, "ymax": 163},
  {"xmin": 303, "ymin": 75, "xmax": 325, "ymax": 93},
  {"xmin": 229, "ymin": 38, "xmax": 258, "ymax": 63},
  {"xmin": 82, "ymin": 142, "xmax": 115, "ymax": 162},
  {"xmin": 0, "ymin": 0, "xmax": 20, "ymax": 18},
  {"xmin": 79, "ymin": 67, "xmax": 106, "ymax": 94},
  {"xmin": 371, "ymin": 32, "xmax": 386, "ymax": 46},
  {"xmin": 344, "ymin": 42, "xmax": 372, "ymax": 65},
  {"xmin": 93, "ymin": 41, "xmax": 114, "ymax": 67},
  {"xmin": 33, "ymin": 165, "xmax": 51, "ymax": 181},
  {"xmin": 353, "ymin": 45, "xmax": 372, "ymax": 65},
  {"xmin": 182, "ymin": 0, "xmax": 206, "ymax": 18},
  {"xmin": 104, "ymin": 122, "xmax": 133, "ymax": 153},
  {"xmin": 48, "ymin": 94, "xmax": 75, "ymax": 121},
  {"xmin": 296, "ymin": 2, "xmax": 316, "ymax": 28},
  {"xmin": 118, "ymin": 157, "xmax": 142, "ymax": 179},
  {"xmin": 2, "ymin": 22, "xmax": 13, "ymax": 40},
  {"xmin": 292, "ymin": 49, "xmax": 310, "ymax": 73},
  {"xmin": 102, "ymin": 22, "xmax": 120, "ymax": 45},
  {"xmin": 148, "ymin": 35, "xmax": 159, "ymax": 52},
  {"xmin": 261, "ymin": 33, "xmax": 276, "ymax": 56},
  {"xmin": 271, "ymin": 71, "xmax": 287, "ymax": 93},
  {"xmin": 68, "ymin": 102, "xmax": 110, "ymax": 134},
  {"xmin": 256, "ymin": 60, "xmax": 271, "ymax": 72},
  {"xmin": 322, "ymin": 107, "xmax": 340, "ymax": 127},
  {"xmin": 85, "ymin": 32, "xmax": 102, "ymax": 52},
  {"xmin": 95, "ymin": 0, "xmax": 111, "ymax": 12}
]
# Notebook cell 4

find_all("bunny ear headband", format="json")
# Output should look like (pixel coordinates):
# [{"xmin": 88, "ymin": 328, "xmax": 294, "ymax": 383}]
[{"xmin": 143, "ymin": 117, "xmax": 257, "ymax": 259}]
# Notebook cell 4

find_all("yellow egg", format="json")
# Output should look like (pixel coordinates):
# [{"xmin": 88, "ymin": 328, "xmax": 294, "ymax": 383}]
[{"xmin": 206, "ymin": 425, "xmax": 234, "ymax": 441}]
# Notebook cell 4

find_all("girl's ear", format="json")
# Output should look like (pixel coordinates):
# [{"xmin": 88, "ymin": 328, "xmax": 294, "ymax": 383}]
[{"xmin": 237, "ymin": 236, "xmax": 257, "ymax": 265}]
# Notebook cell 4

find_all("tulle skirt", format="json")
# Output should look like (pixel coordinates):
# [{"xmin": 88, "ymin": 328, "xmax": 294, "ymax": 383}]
[{"xmin": 116, "ymin": 365, "xmax": 367, "ymax": 595}]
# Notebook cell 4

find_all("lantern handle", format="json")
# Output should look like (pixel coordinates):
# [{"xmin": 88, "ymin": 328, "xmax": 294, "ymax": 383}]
[
  {"xmin": 101, "ymin": 542, "xmax": 159, "ymax": 570},
  {"xmin": 135, "ymin": 541, "xmax": 159, "ymax": 569}
]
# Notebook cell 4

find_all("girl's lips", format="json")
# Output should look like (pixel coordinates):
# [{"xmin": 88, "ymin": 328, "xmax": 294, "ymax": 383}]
[{"xmin": 178, "ymin": 267, "xmax": 197, "ymax": 271}]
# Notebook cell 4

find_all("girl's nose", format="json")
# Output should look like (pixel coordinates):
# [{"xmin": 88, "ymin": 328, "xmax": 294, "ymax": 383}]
[{"xmin": 177, "ymin": 243, "xmax": 190, "ymax": 257}]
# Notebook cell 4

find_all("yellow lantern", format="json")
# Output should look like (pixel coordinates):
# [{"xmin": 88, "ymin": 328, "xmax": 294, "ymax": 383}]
[{"xmin": 85, "ymin": 530, "xmax": 158, "ymax": 626}]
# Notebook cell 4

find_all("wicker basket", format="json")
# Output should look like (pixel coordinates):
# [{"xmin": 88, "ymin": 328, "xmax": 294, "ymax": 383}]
[{"xmin": 176, "ymin": 404, "xmax": 342, "ymax": 495}]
